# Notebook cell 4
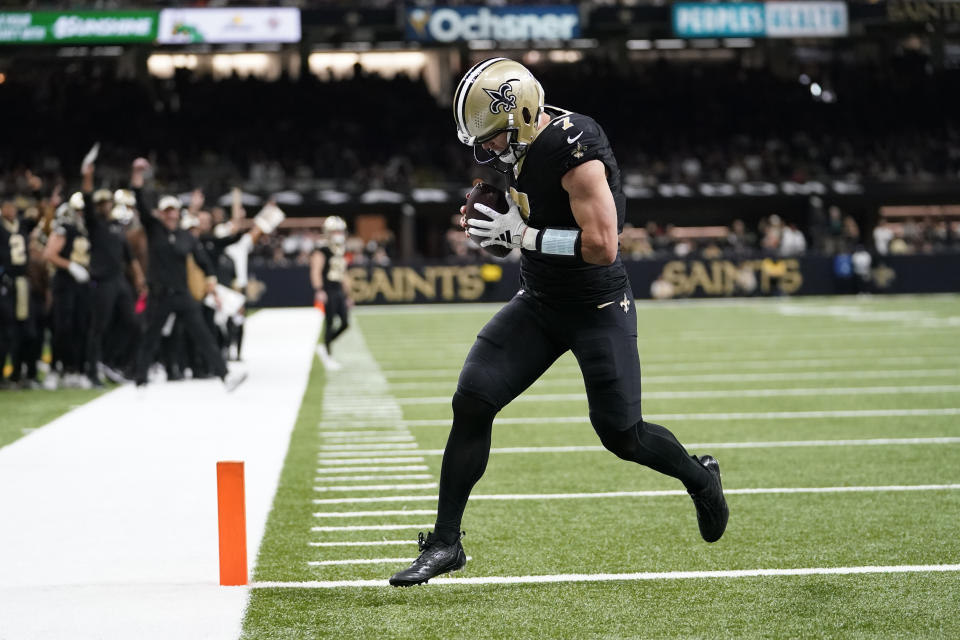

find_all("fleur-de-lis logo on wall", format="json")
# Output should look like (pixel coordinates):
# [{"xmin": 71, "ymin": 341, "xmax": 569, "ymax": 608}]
[{"xmin": 483, "ymin": 82, "xmax": 517, "ymax": 114}]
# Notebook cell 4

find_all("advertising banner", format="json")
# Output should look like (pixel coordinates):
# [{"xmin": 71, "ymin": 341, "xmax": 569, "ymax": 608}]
[
  {"xmin": 157, "ymin": 8, "xmax": 301, "ymax": 44},
  {"xmin": 249, "ymin": 253, "xmax": 960, "ymax": 307},
  {"xmin": 405, "ymin": 5, "xmax": 580, "ymax": 43},
  {"xmin": 0, "ymin": 11, "xmax": 158, "ymax": 44},
  {"xmin": 672, "ymin": 2, "xmax": 848, "ymax": 38}
]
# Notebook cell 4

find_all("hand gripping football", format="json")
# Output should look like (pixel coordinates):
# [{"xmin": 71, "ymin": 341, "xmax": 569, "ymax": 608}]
[{"xmin": 465, "ymin": 182, "xmax": 512, "ymax": 258}]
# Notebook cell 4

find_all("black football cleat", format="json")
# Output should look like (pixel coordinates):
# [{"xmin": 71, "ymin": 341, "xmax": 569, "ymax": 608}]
[
  {"xmin": 689, "ymin": 455, "xmax": 729, "ymax": 543},
  {"xmin": 389, "ymin": 531, "xmax": 466, "ymax": 587}
]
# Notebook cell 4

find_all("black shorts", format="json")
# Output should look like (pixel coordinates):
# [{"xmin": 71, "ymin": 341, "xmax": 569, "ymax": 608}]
[{"xmin": 457, "ymin": 287, "xmax": 643, "ymax": 434}]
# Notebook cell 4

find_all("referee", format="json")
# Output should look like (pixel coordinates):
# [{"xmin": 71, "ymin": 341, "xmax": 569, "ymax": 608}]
[{"xmin": 130, "ymin": 159, "xmax": 245, "ymax": 391}]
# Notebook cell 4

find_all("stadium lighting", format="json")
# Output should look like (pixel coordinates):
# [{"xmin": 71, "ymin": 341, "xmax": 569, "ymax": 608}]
[
  {"xmin": 821, "ymin": 89, "xmax": 836, "ymax": 103},
  {"xmin": 0, "ymin": 72, "xmax": 5, "ymax": 84},
  {"xmin": 626, "ymin": 40, "xmax": 652, "ymax": 50},
  {"xmin": 654, "ymin": 39, "xmax": 686, "ymax": 50},
  {"xmin": 723, "ymin": 38, "xmax": 755, "ymax": 48},
  {"xmin": 799, "ymin": 73, "xmax": 811, "ymax": 85},
  {"xmin": 810, "ymin": 82, "xmax": 823, "ymax": 97}
]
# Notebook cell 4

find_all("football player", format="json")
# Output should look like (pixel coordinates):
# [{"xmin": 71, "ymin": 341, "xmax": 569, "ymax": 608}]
[
  {"xmin": 0, "ymin": 196, "xmax": 41, "ymax": 388},
  {"xmin": 42, "ymin": 194, "xmax": 92, "ymax": 389},
  {"xmin": 310, "ymin": 216, "xmax": 352, "ymax": 371},
  {"xmin": 79, "ymin": 161, "xmax": 143, "ymax": 386},
  {"xmin": 390, "ymin": 58, "xmax": 729, "ymax": 586}
]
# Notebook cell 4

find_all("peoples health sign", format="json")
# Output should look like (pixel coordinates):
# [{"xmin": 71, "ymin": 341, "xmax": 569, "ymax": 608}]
[
  {"xmin": 406, "ymin": 6, "xmax": 580, "ymax": 43},
  {"xmin": 673, "ymin": 2, "xmax": 848, "ymax": 38}
]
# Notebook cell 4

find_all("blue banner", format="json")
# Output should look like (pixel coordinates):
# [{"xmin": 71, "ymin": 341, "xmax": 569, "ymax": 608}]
[
  {"xmin": 405, "ymin": 5, "xmax": 580, "ymax": 43},
  {"xmin": 673, "ymin": 2, "xmax": 848, "ymax": 38}
]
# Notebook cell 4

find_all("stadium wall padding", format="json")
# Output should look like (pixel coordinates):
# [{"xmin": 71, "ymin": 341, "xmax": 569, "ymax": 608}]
[{"xmin": 248, "ymin": 254, "xmax": 960, "ymax": 306}]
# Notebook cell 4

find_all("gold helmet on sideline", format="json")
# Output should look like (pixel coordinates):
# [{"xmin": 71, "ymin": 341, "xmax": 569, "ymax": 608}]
[
  {"xmin": 323, "ymin": 216, "xmax": 347, "ymax": 234},
  {"xmin": 453, "ymin": 57, "xmax": 545, "ymax": 171}
]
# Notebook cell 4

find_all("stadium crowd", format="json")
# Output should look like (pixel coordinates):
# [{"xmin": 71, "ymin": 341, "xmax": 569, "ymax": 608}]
[{"xmin": 4, "ymin": 57, "xmax": 960, "ymax": 199}]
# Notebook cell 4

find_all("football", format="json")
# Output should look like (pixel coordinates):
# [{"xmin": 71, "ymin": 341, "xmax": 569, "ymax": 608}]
[{"xmin": 465, "ymin": 182, "xmax": 512, "ymax": 258}]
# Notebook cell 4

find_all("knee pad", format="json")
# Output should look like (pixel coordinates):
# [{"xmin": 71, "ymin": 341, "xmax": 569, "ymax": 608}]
[{"xmin": 451, "ymin": 389, "xmax": 498, "ymax": 423}]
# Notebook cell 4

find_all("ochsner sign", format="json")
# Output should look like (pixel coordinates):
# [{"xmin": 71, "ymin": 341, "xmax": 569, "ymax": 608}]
[{"xmin": 406, "ymin": 6, "xmax": 580, "ymax": 43}]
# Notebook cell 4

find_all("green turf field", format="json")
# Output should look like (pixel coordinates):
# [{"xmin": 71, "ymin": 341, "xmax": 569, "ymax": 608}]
[
  {"xmin": 243, "ymin": 295, "xmax": 960, "ymax": 639},
  {"xmin": 0, "ymin": 385, "xmax": 106, "ymax": 449}
]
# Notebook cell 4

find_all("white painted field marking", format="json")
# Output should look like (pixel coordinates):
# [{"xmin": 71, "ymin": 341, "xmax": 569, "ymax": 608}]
[
  {"xmin": 381, "ymin": 354, "xmax": 960, "ymax": 378},
  {"xmin": 318, "ymin": 430, "xmax": 411, "ymax": 437},
  {"xmin": 313, "ymin": 510, "xmax": 436, "ymax": 518},
  {"xmin": 387, "ymin": 369, "xmax": 960, "ymax": 391},
  {"xmin": 0, "ymin": 308, "xmax": 323, "ymax": 640},
  {"xmin": 317, "ymin": 457, "xmax": 426, "ymax": 465},
  {"xmin": 776, "ymin": 303, "xmax": 960, "ymax": 329},
  {"xmin": 319, "ymin": 443, "xmax": 419, "ymax": 451},
  {"xmin": 312, "ymin": 483, "xmax": 960, "ymax": 505},
  {"xmin": 308, "ymin": 557, "xmax": 433, "ymax": 567},
  {"xmin": 314, "ymin": 465, "xmax": 429, "ymax": 474},
  {"xmin": 320, "ymin": 436, "xmax": 416, "ymax": 443},
  {"xmin": 402, "ymin": 407, "xmax": 960, "ymax": 427},
  {"xmin": 253, "ymin": 563, "xmax": 960, "ymax": 588},
  {"xmin": 308, "ymin": 540, "xmax": 411, "ymax": 547},
  {"xmin": 410, "ymin": 437, "xmax": 960, "ymax": 457},
  {"xmin": 313, "ymin": 483, "xmax": 438, "ymax": 492},
  {"xmin": 310, "ymin": 523, "xmax": 434, "ymax": 532},
  {"xmin": 395, "ymin": 385, "xmax": 960, "ymax": 405},
  {"xmin": 313, "ymin": 474, "xmax": 434, "ymax": 482}
]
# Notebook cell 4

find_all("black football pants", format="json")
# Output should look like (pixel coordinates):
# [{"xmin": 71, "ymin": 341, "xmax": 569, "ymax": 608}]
[
  {"xmin": 323, "ymin": 287, "xmax": 349, "ymax": 354},
  {"xmin": 134, "ymin": 290, "xmax": 227, "ymax": 385},
  {"xmin": 87, "ymin": 275, "xmax": 138, "ymax": 377},
  {"xmin": 433, "ymin": 288, "xmax": 710, "ymax": 544},
  {"xmin": 50, "ymin": 272, "xmax": 90, "ymax": 375}
]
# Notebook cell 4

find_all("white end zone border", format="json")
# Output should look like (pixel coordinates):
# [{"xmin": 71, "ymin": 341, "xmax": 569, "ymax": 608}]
[{"xmin": 0, "ymin": 308, "xmax": 322, "ymax": 640}]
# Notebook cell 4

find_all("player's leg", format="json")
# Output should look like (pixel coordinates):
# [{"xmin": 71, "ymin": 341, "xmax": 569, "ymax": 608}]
[
  {"xmin": 323, "ymin": 289, "xmax": 348, "ymax": 352},
  {"xmin": 391, "ymin": 294, "xmax": 565, "ymax": 586},
  {"xmin": 0, "ymin": 286, "xmax": 15, "ymax": 386},
  {"xmin": 173, "ymin": 294, "xmax": 228, "ymax": 379},
  {"xmin": 133, "ymin": 294, "xmax": 173, "ymax": 386},
  {"xmin": 570, "ymin": 290, "xmax": 728, "ymax": 542}
]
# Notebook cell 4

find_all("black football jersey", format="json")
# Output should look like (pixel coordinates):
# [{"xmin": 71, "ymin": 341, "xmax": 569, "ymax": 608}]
[
  {"xmin": 53, "ymin": 222, "xmax": 91, "ymax": 269},
  {"xmin": 320, "ymin": 243, "xmax": 347, "ymax": 291},
  {"xmin": 509, "ymin": 106, "xmax": 629, "ymax": 305},
  {"xmin": 1, "ymin": 217, "xmax": 34, "ymax": 279}
]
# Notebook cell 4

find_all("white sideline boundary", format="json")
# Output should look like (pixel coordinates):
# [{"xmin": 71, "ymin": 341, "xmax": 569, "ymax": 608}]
[
  {"xmin": 0, "ymin": 308, "xmax": 322, "ymax": 640},
  {"xmin": 251, "ymin": 563, "xmax": 960, "ymax": 589}
]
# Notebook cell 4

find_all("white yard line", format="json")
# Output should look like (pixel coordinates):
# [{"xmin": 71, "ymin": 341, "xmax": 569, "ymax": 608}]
[
  {"xmin": 313, "ymin": 474, "xmax": 434, "ymax": 482},
  {"xmin": 307, "ymin": 557, "xmax": 425, "ymax": 566},
  {"xmin": 312, "ymin": 510, "xmax": 436, "ymax": 518},
  {"xmin": 314, "ymin": 465, "xmax": 429, "ymax": 473},
  {"xmin": 0, "ymin": 308, "xmax": 322, "ymax": 640},
  {"xmin": 387, "ymin": 369, "xmax": 960, "ymax": 390},
  {"xmin": 409, "ymin": 437, "xmax": 960, "ymax": 456},
  {"xmin": 317, "ymin": 456, "xmax": 427, "ymax": 465},
  {"xmin": 395, "ymin": 385, "xmax": 960, "ymax": 405},
  {"xmin": 311, "ymin": 524, "xmax": 434, "ymax": 532},
  {"xmin": 403, "ymin": 407, "xmax": 960, "ymax": 427},
  {"xmin": 381, "ymin": 354, "xmax": 960, "ymax": 378},
  {"xmin": 251, "ymin": 563, "xmax": 960, "ymax": 588},
  {"xmin": 319, "ymin": 443, "xmax": 420, "ymax": 451},
  {"xmin": 308, "ymin": 540, "xmax": 412, "ymax": 547},
  {"xmin": 313, "ymin": 483, "xmax": 438, "ymax": 492},
  {"xmin": 312, "ymin": 483, "xmax": 960, "ymax": 505}
]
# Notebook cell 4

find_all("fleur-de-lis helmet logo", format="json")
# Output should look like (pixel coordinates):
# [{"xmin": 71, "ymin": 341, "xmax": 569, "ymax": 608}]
[{"xmin": 483, "ymin": 82, "xmax": 517, "ymax": 114}]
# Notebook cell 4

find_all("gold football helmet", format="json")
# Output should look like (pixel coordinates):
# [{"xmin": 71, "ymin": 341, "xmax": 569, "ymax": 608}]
[{"xmin": 453, "ymin": 57, "xmax": 545, "ymax": 171}]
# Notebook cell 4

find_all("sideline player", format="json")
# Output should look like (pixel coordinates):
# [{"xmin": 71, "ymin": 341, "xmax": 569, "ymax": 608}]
[
  {"xmin": 390, "ymin": 58, "xmax": 728, "ymax": 586},
  {"xmin": 310, "ymin": 216, "xmax": 351, "ymax": 371}
]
